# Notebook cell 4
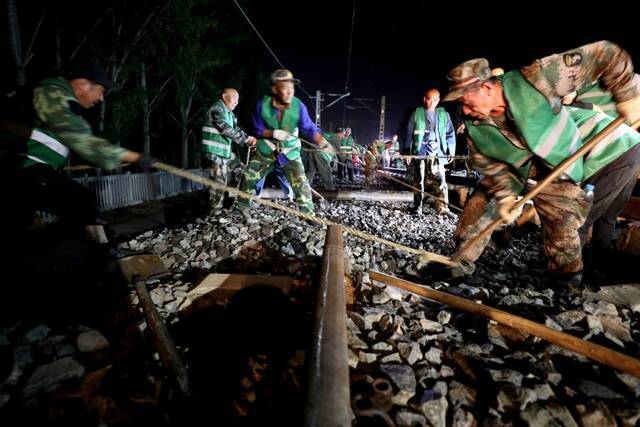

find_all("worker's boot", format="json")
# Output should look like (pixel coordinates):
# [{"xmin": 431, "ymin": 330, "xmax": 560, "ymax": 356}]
[{"xmin": 551, "ymin": 271, "xmax": 585, "ymax": 298}]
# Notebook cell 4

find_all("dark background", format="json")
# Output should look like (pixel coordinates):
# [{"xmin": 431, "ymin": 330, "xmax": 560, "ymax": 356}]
[
  {"xmin": 2, "ymin": 0, "xmax": 639, "ymax": 162},
  {"xmin": 246, "ymin": 1, "xmax": 639, "ymax": 144}
]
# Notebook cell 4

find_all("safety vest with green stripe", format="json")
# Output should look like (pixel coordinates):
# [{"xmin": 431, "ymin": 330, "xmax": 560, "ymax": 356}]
[
  {"xmin": 412, "ymin": 107, "xmax": 449, "ymax": 155},
  {"xmin": 256, "ymin": 95, "xmax": 302, "ymax": 161},
  {"xmin": 23, "ymin": 78, "xmax": 73, "ymax": 170},
  {"xmin": 201, "ymin": 100, "xmax": 235, "ymax": 159},
  {"xmin": 575, "ymin": 81, "xmax": 617, "ymax": 118},
  {"xmin": 467, "ymin": 70, "xmax": 639, "ymax": 188},
  {"xmin": 339, "ymin": 135, "xmax": 354, "ymax": 154}
]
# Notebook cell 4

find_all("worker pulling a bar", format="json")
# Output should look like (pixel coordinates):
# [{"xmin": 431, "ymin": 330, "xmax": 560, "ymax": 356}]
[{"xmin": 434, "ymin": 41, "xmax": 640, "ymax": 287}]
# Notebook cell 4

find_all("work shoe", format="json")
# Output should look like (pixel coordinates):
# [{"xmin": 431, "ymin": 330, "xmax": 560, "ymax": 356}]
[
  {"xmin": 551, "ymin": 271, "xmax": 586, "ymax": 299},
  {"xmin": 553, "ymin": 271, "xmax": 583, "ymax": 287}
]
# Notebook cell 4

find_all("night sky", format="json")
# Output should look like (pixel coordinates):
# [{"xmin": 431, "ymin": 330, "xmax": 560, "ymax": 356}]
[
  {"xmin": 243, "ymin": 1, "xmax": 640, "ymax": 145},
  {"xmin": 3, "ymin": 1, "xmax": 639, "ymax": 149}
]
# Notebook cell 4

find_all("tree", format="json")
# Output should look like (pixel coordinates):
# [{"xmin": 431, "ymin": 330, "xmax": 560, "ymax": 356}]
[{"xmin": 160, "ymin": 0, "xmax": 247, "ymax": 168}]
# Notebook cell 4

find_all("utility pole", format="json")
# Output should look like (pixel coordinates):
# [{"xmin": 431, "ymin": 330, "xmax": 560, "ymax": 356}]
[
  {"xmin": 311, "ymin": 90, "xmax": 350, "ymax": 129},
  {"xmin": 314, "ymin": 90, "xmax": 322, "ymax": 127},
  {"xmin": 378, "ymin": 95, "xmax": 386, "ymax": 141}
]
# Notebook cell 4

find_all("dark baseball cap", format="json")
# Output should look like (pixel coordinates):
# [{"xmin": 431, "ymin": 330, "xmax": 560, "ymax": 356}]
[{"xmin": 67, "ymin": 57, "xmax": 113, "ymax": 90}]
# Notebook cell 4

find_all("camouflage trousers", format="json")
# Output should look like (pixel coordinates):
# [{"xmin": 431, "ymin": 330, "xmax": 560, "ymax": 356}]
[
  {"xmin": 414, "ymin": 159, "xmax": 448, "ymax": 212},
  {"xmin": 237, "ymin": 151, "xmax": 315, "ymax": 215},
  {"xmin": 364, "ymin": 164, "xmax": 377, "ymax": 187},
  {"xmin": 454, "ymin": 179, "xmax": 591, "ymax": 274},
  {"xmin": 206, "ymin": 153, "xmax": 239, "ymax": 210}
]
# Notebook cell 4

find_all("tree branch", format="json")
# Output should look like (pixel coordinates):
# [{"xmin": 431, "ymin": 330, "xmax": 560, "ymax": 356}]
[{"xmin": 70, "ymin": 4, "xmax": 114, "ymax": 60}]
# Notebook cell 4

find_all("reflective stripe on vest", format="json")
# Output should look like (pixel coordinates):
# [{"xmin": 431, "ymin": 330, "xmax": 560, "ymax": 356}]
[
  {"xmin": 256, "ymin": 96, "xmax": 302, "ymax": 160},
  {"xmin": 24, "ymin": 128, "xmax": 70, "ymax": 169},
  {"xmin": 201, "ymin": 101, "xmax": 235, "ymax": 158},
  {"xmin": 412, "ymin": 107, "xmax": 448, "ymax": 155},
  {"xmin": 201, "ymin": 126, "xmax": 232, "ymax": 157}
]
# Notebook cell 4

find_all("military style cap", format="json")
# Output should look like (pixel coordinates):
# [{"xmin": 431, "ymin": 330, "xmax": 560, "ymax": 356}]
[
  {"xmin": 336, "ymin": 127, "xmax": 346, "ymax": 132},
  {"xmin": 270, "ymin": 69, "xmax": 301, "ymax": 84},
  {"xmin": 67, "ymin": 56, "xmax": 113, "ymax": 90},
  {"xmin": 442, "ymin": 58, "xmax": 491, "ymax": 102}
]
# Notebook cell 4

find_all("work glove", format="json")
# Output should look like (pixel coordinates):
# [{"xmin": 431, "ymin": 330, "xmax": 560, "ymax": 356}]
[
  {"xmin": 496, "ymin": 195, "xmax": 520, "ymax": 224},
  {"xmin": 134, "ymin": 153, "xmax": 156, "ymax": 170},
  {"xmin": 319, "ymin": 139, "xmax": 337, "ymax": 156},
  {"xmin": 272, "ymin": 129, "xmax": 289, "ymax": 141},
  {"xmin": 616, "ymin": 94, "xmax": 640, "ymax": 126}
]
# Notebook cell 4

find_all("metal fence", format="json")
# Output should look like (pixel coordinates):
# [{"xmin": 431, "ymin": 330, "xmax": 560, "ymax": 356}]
[{"xmin": 74, "ymin": 168, "xmax": 206, "ymax": 211}]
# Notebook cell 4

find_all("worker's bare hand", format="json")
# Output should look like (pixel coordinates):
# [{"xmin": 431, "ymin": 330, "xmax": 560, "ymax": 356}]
[
  {"xmin": 497, "ymin": 196, "xmax": 520, "ymax": 224},
  {"xmin": 617, "ymin": 95, "xmax": 640, "ymax": 125}
]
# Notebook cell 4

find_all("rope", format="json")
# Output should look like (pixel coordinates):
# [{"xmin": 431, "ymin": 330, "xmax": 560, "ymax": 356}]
[
  {"xmin": 153, "ymin": 161, "xmax": 457, "ymax": 267},
  {"xmin": 375, "ymin": 170, "xmax": 463, "ymax": 213},
  {"xmin": 292, "ymin": 132, "xmax": 461, "ymax": 211}
]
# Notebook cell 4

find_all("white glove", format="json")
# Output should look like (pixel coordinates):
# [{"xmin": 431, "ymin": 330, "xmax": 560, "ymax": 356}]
[
  {"xmin": 319, "ymin": 139, "xmax": 337, "ymax": 155},
  {"xmin": 272, "ymin": 129, "xmax": 289, "ymax": 141},
  {"xmin": 496, "ymin": 196, "xmax": 520, "ymax": 224},
  {"xmin": 616, "ymin": 95, "xmax": 640, "ymax": 126}
]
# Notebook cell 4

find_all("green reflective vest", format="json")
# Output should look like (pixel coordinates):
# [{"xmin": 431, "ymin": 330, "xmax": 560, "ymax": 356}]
[
  {"xmin": 201, "ymin": 100, "xmax": 235, "ymax": 159},
  {"xmin": 256, "ymin": 95, "xmax": 302, "ymax": 161},
  {"xmin": 467, "ymin": 70, "xmax": 640, "ymax": 187},
  {"xmin": 23, "ymin": 77, "xmax": 73, "ymax": 170},
  {"xmin": 576, "ymin": 81, "xmax": 617, "ymax": 118},
  {"xmin": 412, "ymin": 107, "xmax": 449, "ymax": 154}
]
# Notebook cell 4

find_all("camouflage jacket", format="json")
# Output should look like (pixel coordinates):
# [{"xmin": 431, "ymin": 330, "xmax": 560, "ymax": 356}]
[
  {"xmin": 26, "ymin": 77, "xmax": 127, "ymax": 171},
  {"xmin": 205, "ymin": 100, "xmax": 250, "ymax": 146},
  {"xmin": 467, "ymin": 40, "xmax": 639, "ymax": 199}
]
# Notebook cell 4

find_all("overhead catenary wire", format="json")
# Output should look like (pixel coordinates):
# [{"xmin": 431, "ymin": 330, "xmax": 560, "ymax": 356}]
[
  {"xmin": 231, "ymin": 0, "xmax": 313, "ymax": 99},
  {"xmin": 344, "ymin": 0, "xmax": 356, "ymax": 94},
  {"xmin": 342, "ymin": 0, "xmax": 357, "ymax": 126}
]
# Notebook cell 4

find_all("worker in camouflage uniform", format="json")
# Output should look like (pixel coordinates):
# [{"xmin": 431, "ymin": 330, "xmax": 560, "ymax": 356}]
[
  {"xmin": 202, "ymin": 88, "xmax": 256, "ymax": 212},
  {"xmin": 15, "ymin": 57, "xmax": 152, "ymax": 244},
  {"xmin": 406, "ymin": 88, "xmax": 456, "ymax": 215},
  {"xmin": 562, "ymin": 72, "xmax": 640, "ymax": 250},
  {"xmin": 364, "ymin": 141, "xmax": 383, "ymax": 187},
  {"xmin": 442, "ymin": 41, "xmax": 640, "ymax": 285},
  {"xmin": 303, "ymin": 128, "xmax": 338, "ymax": 190},
  {"xmin": 237, "ymin": 69, "xmax": 335, "ymax": 215}
]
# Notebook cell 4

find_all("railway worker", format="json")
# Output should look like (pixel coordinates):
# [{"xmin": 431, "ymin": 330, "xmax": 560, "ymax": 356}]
[
  {"xmin": 202, "ymin": 88, "xmax": 257, "ymax": 213},
  {"xmin": 364, "ymin": 140, "xmax": 383, "ymax": 188},
  {"xmin": 13, "ymin": 57, "xmax": 152, "ymax": 245},
  {"xmin": 303, "ymin": 127, "xmax": 338, "ymax": 191},
  {"xmin": 406, "ymin": 88, "xmax": 457, "ymax": 215},
  {"xmin": 337, "ymin": 126, "xmax": 355, "ymax": 182},
  {"xmin": 237, "ymin": 69, "xmax": 335, "ymax": 215},
  {"xmin": 442, "ymin": 41, "xmax": 640, "ymax": 286}
]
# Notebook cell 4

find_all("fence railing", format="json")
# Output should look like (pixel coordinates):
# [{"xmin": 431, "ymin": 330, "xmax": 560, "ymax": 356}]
[{"xmin": 74, "ymin": 168, "xmax": 206, "ymax": 211}]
